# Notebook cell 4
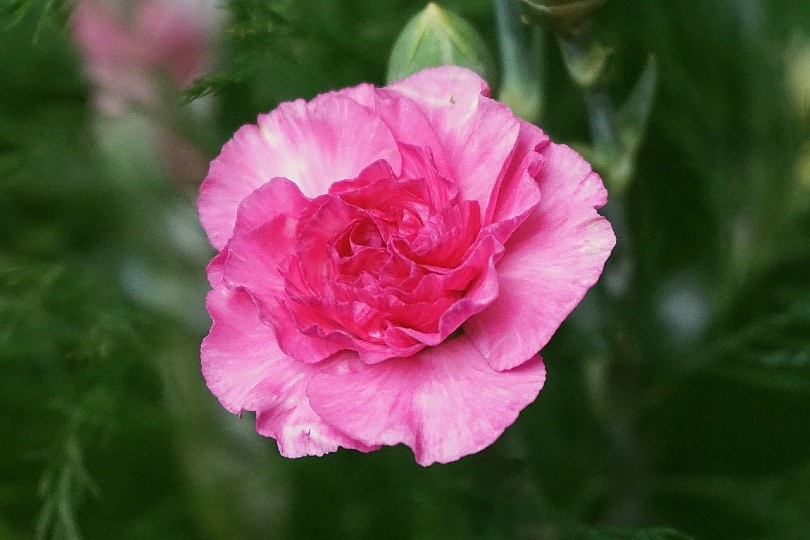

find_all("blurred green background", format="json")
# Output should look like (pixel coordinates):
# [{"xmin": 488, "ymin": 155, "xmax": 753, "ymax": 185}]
[{"xmin": 2, "ymin": 0, "xmax": 810, "ymax": 538}]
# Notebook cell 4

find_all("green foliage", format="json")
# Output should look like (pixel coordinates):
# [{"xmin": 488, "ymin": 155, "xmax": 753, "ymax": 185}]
[
  {"xmin": 0, "ymin": 0, "xmax": 75, "ymax": 32},
  {"xmin": 181, "ymin": 0, "xmax": 291, "ymax": 104},
  {"xmin": 2, "ymin": 0, "xmax": 810, "ymax": 538}
]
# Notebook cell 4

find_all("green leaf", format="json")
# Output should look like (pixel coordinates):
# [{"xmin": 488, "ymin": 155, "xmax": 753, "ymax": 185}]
[
  {"xmin": 609, "ymin": 55, "xmax": 657, "ymax": 192},
  {"xmin": 0, "ymin": 0, "xmax": 76, "ymax": 34},
  {"xmin": 386, "ymin": 3, "xmax": 494, "ymax": 84}
]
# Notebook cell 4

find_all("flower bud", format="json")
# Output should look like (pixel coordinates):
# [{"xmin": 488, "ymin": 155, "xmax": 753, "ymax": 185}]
[
  {"xmin": 520, "ymin": 0, "xmax": 607, "ymax": 38},
  {"xmin": 387, "ymin": 3, "xmax": 494, "ymax": 84}
]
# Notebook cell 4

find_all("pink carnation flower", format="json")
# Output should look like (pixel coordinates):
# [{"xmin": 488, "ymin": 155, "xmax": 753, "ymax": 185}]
[{"xmin": 198, "ymin": 66, "xmax": 615, "ymax": 465}]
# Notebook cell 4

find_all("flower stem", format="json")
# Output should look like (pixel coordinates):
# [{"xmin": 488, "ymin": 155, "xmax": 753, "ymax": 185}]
[
  {"xmin": 494, "ymin": 0, "xmax": 544, "ymax": 122},
  {"xmin": 556, "ymin": 35, "xmax": 619, "ymax": 156},
  {"xmin": 598, "ymin": 197, "xmax": 647, "ymax": 526},
  {"xmin": 556, "ymin": 22, "xmax": 646, "ymax": 525}
]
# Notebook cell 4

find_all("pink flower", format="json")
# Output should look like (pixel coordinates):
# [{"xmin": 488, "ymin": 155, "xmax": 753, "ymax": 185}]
[
  {"xmin": 72, "ymin": 0, "xmax": 215, "ymax": 114},
  {"xmin": 198, "ymin": 66, "xmax": 615, "ymax": 465},
  {"xmin": 72, "ymin": 0, "xmax": 219, "ymax": 185}
]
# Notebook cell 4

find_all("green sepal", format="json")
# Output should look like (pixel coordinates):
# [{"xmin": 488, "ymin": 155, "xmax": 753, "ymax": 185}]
[
  {"xmin": 559, "ymin": 37, "xmax": 612, "ymax": 89},
  {"xmin": 575, "ymin": 56, "xmax": 657, "ymax": 194},
  {"xmin": 520, "ymin": 0, "xmax": 607, "ymax": 38}
]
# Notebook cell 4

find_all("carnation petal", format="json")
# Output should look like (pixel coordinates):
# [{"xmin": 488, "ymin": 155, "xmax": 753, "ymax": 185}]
[
  {"xmin": 224, "ymin": 183, "xmax": 345, "ymax": 364},
  {"xmin": 387, "ymin": 64, "xmax": 491, "ymax": 111},
  {"xmin": 199, "ymin": 93, "xmax": 401, "ymax": 249},
  {"xmin": 224, "ymin": 220, "xmax": 344, "ymax": 364},
  {"xmin": 222, "ymin": 177, "xmax": 305, "ymax": 301},
  {"xmin": 397, "ymin": 232, "xmax": 503, "ymax": 347},
  {"xmin": 205, "ymin": 249, "xmax": 227, "ymax": 288},
  {"xmin": 233, "ymin": 176, "xmax": 310, "ymax": 233},
  {"xmin": 201, "ymin": 286, "xmax": 369, "ymax": 457},
  {"xmin": 259, "ymin": 93, "xmax": 402, "ymax": 195},
  {"xmin": 388, "ymin": 66, "xmax": 521, "ymax": 217},
  {"xmin": 339, "ymin": 84, "xmax": 454, "ymax": 179},
  {"xmin": 465, "ymin": 142, "xmax": 615, "ymax": 371},
  {"xmin": 199, "ymin": 124, "xmax": 277, "ymax": 250},
  {"xmin": 307, "ymin": 335, "xmax": 546, "ymax": 466},
  {"xmin": 485, "ymin": 120, "xmax": 547, "ymax": 243}
]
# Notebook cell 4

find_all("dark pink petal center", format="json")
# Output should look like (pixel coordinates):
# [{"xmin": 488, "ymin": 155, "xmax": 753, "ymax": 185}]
[{"xmin": 270, "ymin": 153, "xmax": 498, "ymax": 363}]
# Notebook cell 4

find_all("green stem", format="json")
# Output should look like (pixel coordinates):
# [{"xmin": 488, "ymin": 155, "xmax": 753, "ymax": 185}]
[
  {"xmin": 598, "ymin": 198, "xmax": 646, "ymax": 525},
  {"xmin": 583, "ymin": 85, "xmax": 619, "ymax": 152},
  {"xmin": 557, "ymin": 35, "xmax": 619, "ymax": 155},
  {"xmin": 494, "ymin": 0, "xmax": 533, "ymax": 84},
  {"xmin": 494, "ymin": 0, "xmax": 543, "ymax": 122},
  {"xmin": 558, "ymin": 26, "xmax": 644, "ymax": 522}
]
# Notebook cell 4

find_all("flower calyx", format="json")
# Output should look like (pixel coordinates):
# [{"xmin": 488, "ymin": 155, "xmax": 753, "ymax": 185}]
[{"xmin": 520, "ymin": 0, "xmax": 607, "ymax": 40}]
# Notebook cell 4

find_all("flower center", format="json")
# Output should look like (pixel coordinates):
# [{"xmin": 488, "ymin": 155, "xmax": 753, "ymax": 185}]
[{"xmin": 279, "ymin": 159, "xmax": 493, "ymax": 361}]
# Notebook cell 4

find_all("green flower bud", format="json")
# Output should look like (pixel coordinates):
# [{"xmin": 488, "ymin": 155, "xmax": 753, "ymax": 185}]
[{"xmin": 387, "ymin": 3, "xmax": 494, "ymax": 84}]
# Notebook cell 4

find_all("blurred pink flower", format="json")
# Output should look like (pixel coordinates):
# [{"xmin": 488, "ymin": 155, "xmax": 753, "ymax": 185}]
[
  {"xmin": 72, "ymin": 0, "xmax": 214, "ymax": 114},
  {"xmin": 198, "ymin": 66, "xmax": 615, "ymax": 465}
]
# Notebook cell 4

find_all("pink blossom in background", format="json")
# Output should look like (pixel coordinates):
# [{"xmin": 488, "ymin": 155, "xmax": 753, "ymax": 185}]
[
  {"xmin": 72, "ymin": 0, "xmax": 219, "ymax": 185},
  {"xmin": 72, "ymin": 0, "xmax": 215, "ymax": 114},
  {"xmin": 198, "ymin": 66, "xmax": 615, "ymax": 465}
]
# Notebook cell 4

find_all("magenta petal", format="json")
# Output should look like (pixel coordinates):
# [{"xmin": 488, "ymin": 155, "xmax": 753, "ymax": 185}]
[
  {"xmin": 399, "ymin": 233, "xmax": 504, "ymax": 347},
  {"xmin": 199, "ymin": 123, "xmax": 277, "ymax": 250},
  {"xmin": 222, "ymin": 176, "xmax": 304, "ymax": 299},
  {"xmin": 233, "ymin": 176, "xmax": 310, "ymax": 233},
  {"xmin": 225, "ymin": 187, "xmax": 346, "ymax": 364},
  {"xmin": 388, "ymin": 66, "xmax": 520, "ymax": 215},
  {"xmin": 485, "ymin": 121, "xmax": 547, "ymax": 243},
  {"xmin": 259, "ymin": 93, "xmax": 402, "ymax": 195},
  {"xmin": 224, "ymin": 221, "xmax": 343, "ymax": 364},
  {"xmin": 307, "ymin": 335, "xmax": 546, "ymax": 466},
  {"xmin": 201, "ymin": 286, "xmax": 370, "ymax": 457},
  {"xmin": 205, "ymin": 249, "xmax": 227, "ymax": 288},
  {"xmin": 340, "ymin": 84, "xmax": 453, "ymax": 180},
  {"xmin": 388, "ymin": 65, "xmax": 491, "ymax": 111},
  {"xmin": 442, "ymin": 99, "xmax": 520, "ymax": 215},
  {"xmin": 198, "ymin": 92, "xmax": 401, "ymax": 249},
  {"xmin": 465, "ymin": 142, "xmax": 616, "ymax": 371}
]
